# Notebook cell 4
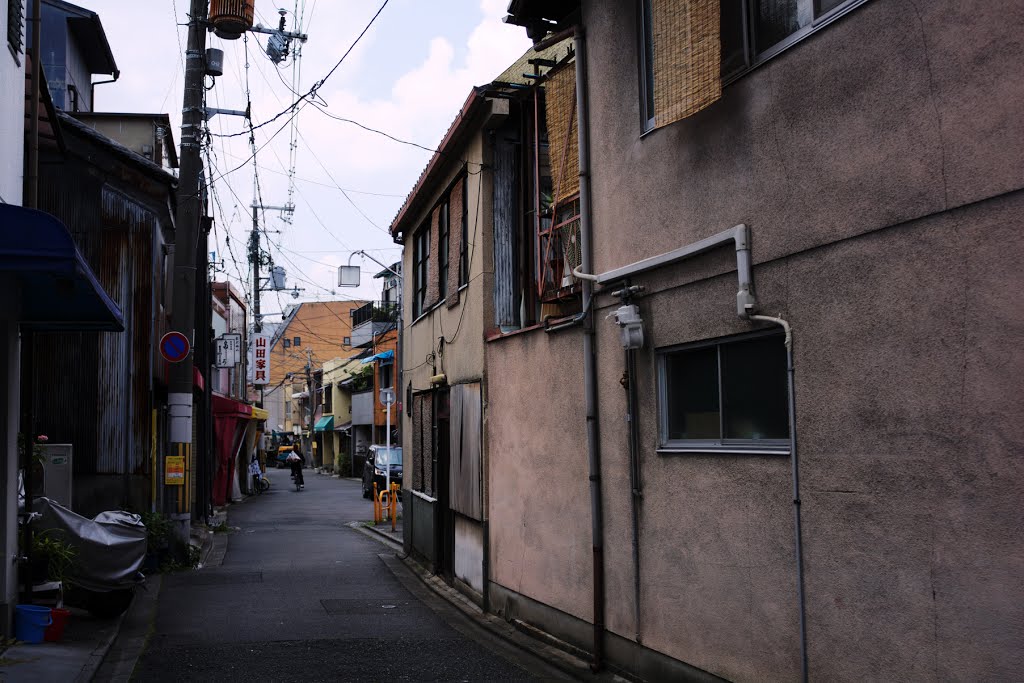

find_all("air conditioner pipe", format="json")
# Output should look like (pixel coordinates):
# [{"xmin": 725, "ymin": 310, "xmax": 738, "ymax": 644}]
[
  {"xmin": 573, "ymin": 223, "xmax": 756, "ymax": 319},
  {"xmin": 750, "ymin": 314, "xmax": 807, "ymax": 683}
]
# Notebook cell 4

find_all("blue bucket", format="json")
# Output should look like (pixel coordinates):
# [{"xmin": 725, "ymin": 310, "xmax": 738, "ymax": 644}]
[{"xmin": 15, "ymin": 605, "xmax": 52, "ymax": 644}]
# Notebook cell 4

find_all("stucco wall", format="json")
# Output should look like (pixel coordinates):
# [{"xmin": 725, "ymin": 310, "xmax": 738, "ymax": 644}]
[
  {"xmin": 568, "ymin": 1, "xmax": 1024, "ymax": 680},
  {"xmin": 486, "ymin": 329, "xmax": 592, "ymax": 622},
  {"xmin": 584, "ymin": 0, "xmax": 1024, "ymax": 276},
  {"xmin": 402, "ymin": 133, "xmax": 488, "ymax": 396}
]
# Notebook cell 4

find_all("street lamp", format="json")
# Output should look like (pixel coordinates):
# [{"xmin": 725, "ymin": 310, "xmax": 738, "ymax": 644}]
[{"xmin": 339, "ymin": 250, "xmax": 403, "ymax": 498}]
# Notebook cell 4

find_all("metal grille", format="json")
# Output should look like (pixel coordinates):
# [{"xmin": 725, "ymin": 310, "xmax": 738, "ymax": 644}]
[{"xmin": 7, "ymin": 0, "xmax": 23, "ymax": 56}]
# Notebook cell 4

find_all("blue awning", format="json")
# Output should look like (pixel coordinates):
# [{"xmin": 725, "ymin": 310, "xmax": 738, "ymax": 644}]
[
  {"xmin": 313, "ymin": 415, "xmax": 334, "ymax": 432},
  {"xmin": 360, "ymin": 349, "xmax": 394, "ymax": 364},
  {"xmin": 0, "ymin": 205, "xmax": 124, "ymax": 331}
]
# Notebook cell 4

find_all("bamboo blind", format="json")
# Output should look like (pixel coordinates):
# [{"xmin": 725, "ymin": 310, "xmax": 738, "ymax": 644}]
[
  {"xmin": 545, "ymin": 65, "xmax": 580, "ymax": 203},
  {"xmin": 652, "ymin": 0, "xmax": 722, "ymax": 127}
]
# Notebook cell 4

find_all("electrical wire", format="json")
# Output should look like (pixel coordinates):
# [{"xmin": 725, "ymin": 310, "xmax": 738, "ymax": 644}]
[
  {"xmin": 210, "ymin": 0, "xmax": 390, "ymax": 140},
  {"xmin": 437, "ymin": 169, "xmax": 484, "ymax": 345}
]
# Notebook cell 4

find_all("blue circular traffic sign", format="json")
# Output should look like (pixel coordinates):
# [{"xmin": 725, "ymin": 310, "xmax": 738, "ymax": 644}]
[{"xmin": 160, "ymin": 331, "xmax": 191, "ymax": 363}]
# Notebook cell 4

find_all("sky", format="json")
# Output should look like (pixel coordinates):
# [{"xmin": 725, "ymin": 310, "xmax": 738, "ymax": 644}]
[{"xmin": 76, "ymin": 0, "xmax": 531, "ymax": 317}]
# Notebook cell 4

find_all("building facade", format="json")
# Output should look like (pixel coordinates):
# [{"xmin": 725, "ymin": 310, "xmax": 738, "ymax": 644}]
[
  {"xmin": 490, "ymin": 1, "xmax": 1024, "ymax": 681},
  {"xmin": 262, "ymin": 299, "xmax": 364, "ymax": 457}
]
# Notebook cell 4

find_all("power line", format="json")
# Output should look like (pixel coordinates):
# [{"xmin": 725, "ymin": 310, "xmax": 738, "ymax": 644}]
[{"xmin": 210, "ymin": 0, "xmax": 390, "ymax": 141}]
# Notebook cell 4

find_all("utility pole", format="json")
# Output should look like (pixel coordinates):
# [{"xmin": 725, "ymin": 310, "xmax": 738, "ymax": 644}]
[
  {"xmin": 248, "ymin": 203, "xmax": 293, "ymax": 335},
  {"xmin": 167, "ymin": 0, "xmax": 209, "ymax": 540}
]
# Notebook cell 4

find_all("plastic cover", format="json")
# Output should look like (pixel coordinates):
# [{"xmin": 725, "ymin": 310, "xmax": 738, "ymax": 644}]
[{"xmin": 33, "ymin": 498, "xmax": 147, "ymax": 592}]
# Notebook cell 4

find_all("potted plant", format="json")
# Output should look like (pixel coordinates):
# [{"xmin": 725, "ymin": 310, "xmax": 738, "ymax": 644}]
[{"xmin": 31, "ymin": 529, "xmax": 77, "ymax": 588}]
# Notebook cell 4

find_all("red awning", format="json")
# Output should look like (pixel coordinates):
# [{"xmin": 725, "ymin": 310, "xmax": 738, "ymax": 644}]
[
  {"xmin": 212, "ymin": 393, "xmax": 253, "ymax": 417},
  {"xmin": 211, "ymin": 394, "xmax": 253, "ymax": 506},
  {"xmin": 193, "ymin": 366, "xmax": 204, "ymax": 391}
]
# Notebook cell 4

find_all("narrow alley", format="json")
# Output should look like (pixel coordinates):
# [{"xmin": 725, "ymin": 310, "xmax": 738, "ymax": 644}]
[{"xmin": 124, "ymin": 471, "xmax": 565, "ymax": 682}]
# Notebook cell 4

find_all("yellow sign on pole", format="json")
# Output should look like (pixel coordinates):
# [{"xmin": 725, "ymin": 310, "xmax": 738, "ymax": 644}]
[{"xmin": 165, "ymin": 455, "xmax": 185, "ymax": 485}]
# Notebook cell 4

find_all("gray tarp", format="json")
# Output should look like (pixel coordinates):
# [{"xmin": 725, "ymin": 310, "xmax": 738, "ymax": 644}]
[{"xmin": 33, "ymin": 497, "xmax": 147, "ymax": 592}]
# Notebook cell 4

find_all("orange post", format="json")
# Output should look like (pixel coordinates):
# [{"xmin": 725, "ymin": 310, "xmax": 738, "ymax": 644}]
[
  {"xmin": 390, "ymin": 482, "xmax": 399, "ymax": 531},
  {"xmin": 372, "ymin": 482, "xmax": 380, "ymax": 523}
]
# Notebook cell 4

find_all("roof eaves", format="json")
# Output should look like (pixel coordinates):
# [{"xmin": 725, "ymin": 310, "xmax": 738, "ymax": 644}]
[
  {"xmin": 55, "ymin": 111, "xmax": 175, "ymax": 184},
  {"xmin": 388, "ymin": 88, "xmax": 487, "ymax": 243}
]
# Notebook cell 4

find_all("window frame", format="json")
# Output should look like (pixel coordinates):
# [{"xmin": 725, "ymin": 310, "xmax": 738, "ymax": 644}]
[
  {"xmin": 639, "ymin": 0, "xmax": 874, "ymax": 132},
  {"xmin": 438, "ymin": 198, "xmax": 450, "ymax": 300},
  {"xmin": 637, "ymin": 0, "xmax": 656, "ymax": 131},
  {"xmin": 293, "ymin": 336, "xmax": 301, "ymax": 347},
  {"xmin": 459, "ymin": 177, "xmax": 469, "ymax": 287},
  {"xmin": 413, "ymin": 222, "xmax": 430, "ymax": 318},
  {"xmin": 657, "ymin": 329, "xmax": 790, "ymax": 455},
  {"xmin": 379, "ymin": 360, "xmax": 393, "ymax": 390}
]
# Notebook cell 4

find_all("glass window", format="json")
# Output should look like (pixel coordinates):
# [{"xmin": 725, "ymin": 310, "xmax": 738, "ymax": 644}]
[
  {"xmin": 374, "ymin": 447, "xmax": 402, "ymax": 467},
  {"xmin": 642, "ymin": 0, "xmax": 869, "ymax": 111},
  {"xmin": 293, "ymin": 336, "xmax": 301, "ymax": 347},
  {"xmin": 660, "ymin": 332, "xmax": 789, "ymax": 450},
  {"xmin": 816, "ymin": 0, "xmax": 848, "ymax": 15},
  {"xmin": 413, "ymin": 223, "xmax": 430, "ymax": 317},
  {"xmin": 665, "ymin": 346, "xmax": 720, "ymax": 440},
  {"xmin": 720, "ymin": 335, "xmax": 789, "ymax": 439}
]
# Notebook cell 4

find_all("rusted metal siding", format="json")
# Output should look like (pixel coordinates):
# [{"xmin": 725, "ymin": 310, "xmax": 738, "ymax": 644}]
[{"xmin": 31, "ymin": 134, "xmax": 171, "ymax": 482}]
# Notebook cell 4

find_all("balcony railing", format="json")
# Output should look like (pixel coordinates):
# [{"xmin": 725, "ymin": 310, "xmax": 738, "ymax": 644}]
[{"xmin": 351, "ymin": 301, "xmax": 398, "ymax": 328}]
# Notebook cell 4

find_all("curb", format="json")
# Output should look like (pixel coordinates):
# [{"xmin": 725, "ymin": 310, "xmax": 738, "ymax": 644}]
[
  {"xmin": 381, "ymin": 552, "xmax": 630, "ymax": 682},
  {"xmin": 75, "ymin": 610, "xmax": 127, "ymax": 683},
  {"xmin": 88, "ymin": 574, "xmax": 162, "ymax": 683}
]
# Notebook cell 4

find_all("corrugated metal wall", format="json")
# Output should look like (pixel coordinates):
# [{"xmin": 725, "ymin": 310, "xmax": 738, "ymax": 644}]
[
  {"xmin": 33, "ymin": 144, "xmax": 169, "ymax": 483},
  {"xmin": 492, "ymin": 128, "xmax": 518, "ymax": 329}
]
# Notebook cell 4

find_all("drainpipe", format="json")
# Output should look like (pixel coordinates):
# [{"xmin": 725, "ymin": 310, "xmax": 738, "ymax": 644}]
[
  {"xmin": 624, "ymin": 344, "xmax": 643, "ymax": 644},
  {"xmin": 571, "ymin": 25, "xmax": 606, "ymax": 672},
  {"xmin": 89, "ymin": 69, "xmax": 120, "ymax": 111},
  {"xmin": 749, "ymin": 314, "xmax": 807, "ymax": 683}
]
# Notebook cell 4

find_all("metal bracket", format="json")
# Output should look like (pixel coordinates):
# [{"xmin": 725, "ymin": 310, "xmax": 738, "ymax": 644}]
[{"xmin": 204, "ymin": 107, "xmax": 248, "ymax": 121}]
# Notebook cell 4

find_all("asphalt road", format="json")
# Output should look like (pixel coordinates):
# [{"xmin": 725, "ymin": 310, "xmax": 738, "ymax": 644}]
[{"xmin": 131, "ymin": 468, "xmax": 555, "ymax": 682}]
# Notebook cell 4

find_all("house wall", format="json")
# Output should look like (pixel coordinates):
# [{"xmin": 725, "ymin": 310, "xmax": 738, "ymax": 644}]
[
  {"xmin": 32, "ymin": 125, "xmax": 174, "ymax": 517},
  {"xmin": 268, "ymin": 301, "xmax": 362, "ymax": 388},
  {"xmin": 510, "ymin": 1, "xmax": 1024, "ymax": 681},
  {"xmin": 402, "ymin": 133, "xmax": 489, "ymax": 395},
  {"xmin": 0, "ymin": 6, "xmax": 24, "ymax": 204},
  {"xmin": 400, "ymin": 121, "xmax": 490, "ymax": 578},
  {"xmin": 371, "ymin": 329, "xmax": 398, "ymax": 430},
  {"xmin": 486, "ymin": 328, "xmax": 592, "ymax": 620}
]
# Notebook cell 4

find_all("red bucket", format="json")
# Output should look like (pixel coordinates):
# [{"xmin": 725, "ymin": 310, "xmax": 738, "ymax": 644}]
[{"xmin": 44, "ymin": 608, "xmax": 70, "ymax": 642}]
